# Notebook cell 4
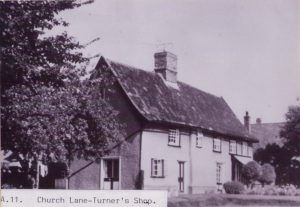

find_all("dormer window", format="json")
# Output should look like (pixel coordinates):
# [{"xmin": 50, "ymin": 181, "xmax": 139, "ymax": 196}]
[
  {"xmin": 168, "ymin": 129, "xmax": 180, "ymax": 147},
  {"xmin": 213, "ymin": 138, "xmax": 221, "ymax": 152},
  {"xmin": 196, "ymin": 131, "xmax": 203, "ymax": 148}
]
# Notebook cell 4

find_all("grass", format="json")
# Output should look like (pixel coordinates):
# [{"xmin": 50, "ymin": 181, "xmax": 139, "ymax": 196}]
[{"xmin": 168, "ymin": 193, "xmax": 300, "ymax": 207}]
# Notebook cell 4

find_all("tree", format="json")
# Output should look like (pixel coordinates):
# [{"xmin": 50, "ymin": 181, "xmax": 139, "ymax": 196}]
[
  {"xmin": 280, "ymin": 104, "xmax": 300, "ymax": 157},
  {"xmin": 258, "ymin": 163, "xmax": 276, "ymax": 187},
  {"xmin": 1, "ymin": 1, "xmax": 123, "ymax": 188},
  {"xmin": 254, "ymin": 144, "xmax": 291, "ymax": 186},
  {"xmin": 242, "ymin": 161, "xmax": 262, "ymax": 188},
  {"xmin": 253, "ymin": 103, "xmax": 300, "ymax": 187},
  {"xmin": 0, "ymin": 1, "xmax": 95, "ymax": 91},
  {"xmin": 280, "ymin": 103, "xmax": 300, "ymax": 187},
  {"xmin": 2, "ymin": 78, "xmax": 124, "ymax": 185}
]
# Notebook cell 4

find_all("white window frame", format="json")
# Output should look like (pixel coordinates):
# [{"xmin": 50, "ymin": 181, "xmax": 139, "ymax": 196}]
[
  {"xmin": 196, "ymin": 131, "xmax": 203, "ymax": 148},
  {"xmin": 229, "ymin": 140, "xmax": 237, "ymax": 154},
  {"xmin": 213, "ymin": 138, "xmax": 221, "ymax": 152},
  {"xmin": 151, "ymin": 158, "xmax": 164, "ymax": 178},
  {"xmin": 248, "ymin": 143, "xmax": 253, "ymax": 157},
  {"xmin": 242, "ymin": 142, "xmax": 248, "ymax": 156},
  {"xmin": 168, "ymin": 129, "xmax": 180, "ymax": 147},
  {"xmin": 237, "ymin": 142, "xmax": 242, "ymax": 155},
  {"xmin": 216, "ymin": 162, "xmax": 223, "ymax": 184}
]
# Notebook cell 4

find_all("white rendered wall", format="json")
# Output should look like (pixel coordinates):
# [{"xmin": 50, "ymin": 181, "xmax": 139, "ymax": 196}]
[
  {"xmin": 190, "ymin": 133, "xmax": 231, "ymax": 193},
  {"xmin": 140, "ymin": 130, "xmax": 190, "ymax": 196},
  {"xmin": 140, "ymin": 129, "xmax": 253, "ymax": 195}
]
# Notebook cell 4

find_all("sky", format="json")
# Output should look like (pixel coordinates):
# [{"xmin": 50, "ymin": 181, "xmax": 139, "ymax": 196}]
[{"xmin": 54, "ymin": 0, "xmax": 300, "ymax": 123}]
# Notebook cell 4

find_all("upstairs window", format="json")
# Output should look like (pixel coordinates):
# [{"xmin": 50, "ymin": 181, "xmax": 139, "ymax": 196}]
[
  {"xmin": 151, "ymin": 159, "xmax": 164, "ymax": 178},
  {"xmin": 168, "ymin": 129, "xmax": 180, "ymax": 147},
  {"xmin": 229, "ymin": 140, "xmax": 237, "ymax": 154},
  {"xmin": 248, "ymin": 143, "xmax": 253, "ymax": 157},
  {"xmin": 196, "ymin": 131, "xmax": 203, "ymax": 148},
  {"xmin": 213, "ymin": 138, "xmax": 221, "ymax": 152},
  {"xmin": 237, "ymin": 142, "xmax": 242, "ymax": 155},
  {"xmin": 242, "ymin": 142, "xmax": 248, "ymax": 156}
]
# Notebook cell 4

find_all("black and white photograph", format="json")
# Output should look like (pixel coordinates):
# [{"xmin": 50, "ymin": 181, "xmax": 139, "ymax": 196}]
[{"xmin": 1, "ymin": 0, "xmax": 300, "ymax": 206}]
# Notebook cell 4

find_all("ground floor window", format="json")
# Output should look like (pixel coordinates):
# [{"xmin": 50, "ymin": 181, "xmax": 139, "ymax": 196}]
[
  {"xmin": 232, "ymin": 156, "xmax": 246, "ymax": 184},
  {"xmin": 216, "ymin": 162, "xmax": 223, "ymax": 184},
  {"xmin": 151, "ymin": 159, "xmax": 164, "ymax": 178}
]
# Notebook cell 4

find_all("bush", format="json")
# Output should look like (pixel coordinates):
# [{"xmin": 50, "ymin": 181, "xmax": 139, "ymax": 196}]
[
  {"xmin": 259, "ymin": 163, "xmax": 276, "ymax": 186},
  {"xmin": 242, "ymin": 161, "xmax": 262, "ymax": 187},
  {"xmin": 223, "ymin": 181, "xmax": 244, "ymax": 194},
  {"xmin": 244, "ymin": 184, "xmax": 300, "ymax": 196}
]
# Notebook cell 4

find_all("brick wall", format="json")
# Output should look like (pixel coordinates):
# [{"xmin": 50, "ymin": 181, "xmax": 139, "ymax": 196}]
[
  {"xmin": 68, "ymin": 59, "xmax": 142, "ymax": 190},
  {"xmin": 110, "ymin": 132, "xmax": 141, "ymax": 189},
  {"xmin": 69, "ymin": 159, "xmax": 100, "ymax": 189}
]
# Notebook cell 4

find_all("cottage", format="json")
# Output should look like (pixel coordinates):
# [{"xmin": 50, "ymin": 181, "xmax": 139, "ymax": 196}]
[{"xmin": 68, "ymin": 51, "xmax": 258, "ymax": 195}]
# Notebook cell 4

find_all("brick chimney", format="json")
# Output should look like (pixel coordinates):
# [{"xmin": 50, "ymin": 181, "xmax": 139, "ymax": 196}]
[
  {"xmin": 244, "ymin": 111, "xmax": 251, "ymax": 132},
  {"xmin": 154, "ymin": 51, "xmax": 177, "ymax": 83}
]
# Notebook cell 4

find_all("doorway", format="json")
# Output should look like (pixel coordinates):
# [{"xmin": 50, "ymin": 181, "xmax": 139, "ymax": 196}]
[
  {"xmin": 178, "ymin": 161, "xmax": 185, "ymax": 192},
  {"xmin": 102, "ymin": 158, "xmax": 120, "ymax": 190}
]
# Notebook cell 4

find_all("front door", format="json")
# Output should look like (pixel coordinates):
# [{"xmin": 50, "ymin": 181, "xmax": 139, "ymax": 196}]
[
  {"xmin": 178, "ymin": 161, "xmax": 185, "ymax": 192},
  {"xmin": 102, "ymin": 159, "xmax": 119, "ymax": 190}
]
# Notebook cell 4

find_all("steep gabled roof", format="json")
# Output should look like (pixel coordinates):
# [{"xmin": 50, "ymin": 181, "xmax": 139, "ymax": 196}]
[{"xmin": 99, "ymin": 57, "xmax": 257, "ymax": 142}]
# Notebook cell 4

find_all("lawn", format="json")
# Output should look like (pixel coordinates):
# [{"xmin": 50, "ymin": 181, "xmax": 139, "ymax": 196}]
[{"xmin": 168, "ymin": 193, "xmax": 300, "ymax": 207}]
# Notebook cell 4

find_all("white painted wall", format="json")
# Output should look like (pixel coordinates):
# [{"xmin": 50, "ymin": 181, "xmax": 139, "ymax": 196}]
[
  {"xmin": 141, "ymin": 130, "xmax": 190, "ymax": 195},
  {"xmin": 140, "ymin": 129, "xmax": 253, "ymax": 195},
  {"xmin": 190, "ymin": 133, "xmax": 231, "ymax": 193}
]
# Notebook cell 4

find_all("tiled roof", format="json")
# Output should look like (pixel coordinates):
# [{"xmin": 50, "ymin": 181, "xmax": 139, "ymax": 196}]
[
  {"xmin": 250, "ymin": 122, "xmax": 285, "ymax": 149},
  {"xmin": 101, "ymin": 57, "xmax": 257, "ymax": 142}
]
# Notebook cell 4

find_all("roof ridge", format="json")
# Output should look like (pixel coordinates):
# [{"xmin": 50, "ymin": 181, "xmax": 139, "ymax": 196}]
[
  {"xmin": 107, "ymin": 58, "xmax": 156, "ymax": 75},
  {"xmin": 107, "ymin": 57, "xmax": 222, "ymax": 100}
]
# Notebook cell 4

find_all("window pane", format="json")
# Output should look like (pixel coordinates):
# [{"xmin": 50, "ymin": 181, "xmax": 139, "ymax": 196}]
[
  {"xmin": 106, "ymin": 160, "xmax": 112, "ymax": 178},
  {"xmin": 237, "ymin": 142, "xmax": 242, "ymax": 155},
  {"xmin": 168, "ymin": 129, "xmax": 180, "ymax": 147},
  {"xmin": 213, "ymin": 138, "xmax": 221, "ymax": 152},
  {"xmin": 242, "ymin": 142, "xmax": 248, "ymax": 156},
  {"xmin": 113, "ymin": 159, "xmax": 119, "ymax": 179},
  {"xmin": 230, "ymin": 140, "xmax": 236, "ymax": 154},
  {"xmin": 196, "ymin": 132, "xmax": 203, "ymax": 148},
  {"xmin": 151, "ymin": 159, "xmax": 164, "ymax": 177}
]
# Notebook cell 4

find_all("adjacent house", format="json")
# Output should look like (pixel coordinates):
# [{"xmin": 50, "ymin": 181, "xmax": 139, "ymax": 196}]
[
  {"xmin": 68, "ymin": 51, "xmax": 258, "ymax": 195},
  {"xmin": 251, "ymin": 120, "xmax": 284, "ymax": 151}
]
